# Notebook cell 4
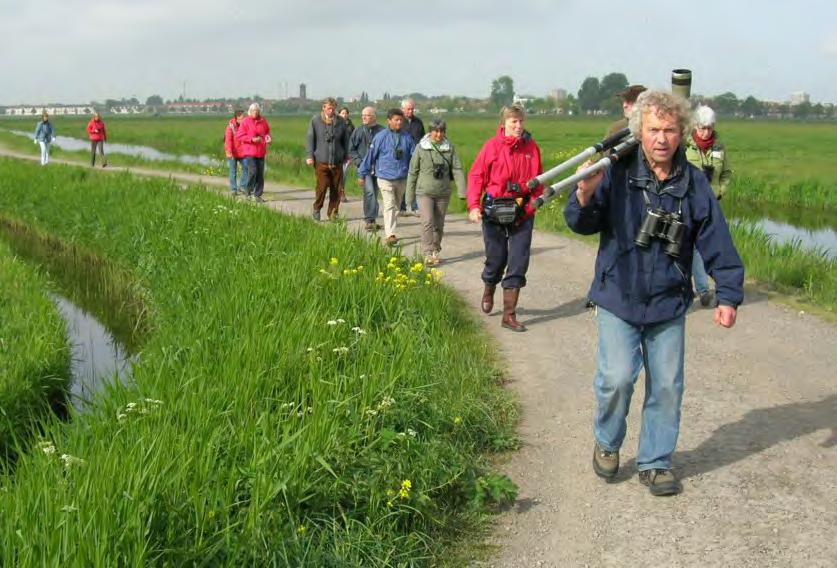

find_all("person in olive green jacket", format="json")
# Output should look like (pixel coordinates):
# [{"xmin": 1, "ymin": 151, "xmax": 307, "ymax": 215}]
[
  {"xmin": 685, "ymin": 105, "xmax": 733, "ymax": 307},
  {"xmin": 685, "ymin": 105, "xmax": 732, "ymax": 199},
  {"xmin": 405, "ymin": 119, "xmax": 467, "ymax": 265}
]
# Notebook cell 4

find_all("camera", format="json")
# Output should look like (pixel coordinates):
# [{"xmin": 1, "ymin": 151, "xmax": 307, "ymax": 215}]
[
  {"xmin": 506, "ymin": 181, "xmax": 522, "ymax": 194},
  {"xmin": 395, "ymin": 148, "xmax": 404, "ymax": 160},
  {"xmin": 635, "ymin": 208, "xmax": 685, "ymax": 258},
  {"xmin": 432, "ymin": 163, "xmax": 447, "ymax": 180},
  {"xmin": 701, "ymin": 164, "xmax": 715, "ymax": 181}
]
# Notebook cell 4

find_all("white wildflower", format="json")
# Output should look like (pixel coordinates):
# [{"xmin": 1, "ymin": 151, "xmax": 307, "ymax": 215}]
[
  {"xmin": 351, "ymin": 327, "xmax": 367, "ymax": 335},
  {"xmin": 407, "ymin": 428, "xmax": 417, "ymax": 438},
  {"xmin": 332, "ymin": 346, "xmax": 349, "ymax": 355}
]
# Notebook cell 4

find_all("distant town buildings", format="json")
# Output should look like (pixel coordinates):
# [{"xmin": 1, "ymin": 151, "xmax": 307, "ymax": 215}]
[
  {"xmin": 299, "ymin": 83, "xmax": 307, "ymax": 101},
  {"xmin": 4, "ymin": 105, "xmax": 94, "ymax": 116},
  {"xmin": 549, "ymin": 88, "xmax": 568, "ymax": 101},
  {"xmin": 789, "ymin": 91, "xmax": 810, "ymax": 105}
]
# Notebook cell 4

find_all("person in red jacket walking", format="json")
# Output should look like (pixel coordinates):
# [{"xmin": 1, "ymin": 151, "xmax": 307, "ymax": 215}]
[
  {"xmin": 86, "ymin": 112, "xmax": 108, "ymax": 167},
  {"xmin": 467, "ymin": 104, "xmax": 544, "ymax": 332},
  {"xmin": 224, "ymin": 109, "xmax": 248, "ymax": 196},
  {"xmin": 235, "ymin": 102, "xmax": 272, "ymax": 202}
]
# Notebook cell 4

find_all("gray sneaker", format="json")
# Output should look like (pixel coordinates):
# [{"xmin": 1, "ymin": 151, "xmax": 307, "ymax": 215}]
[
  {"xmin": 638, "ymin": 468, "xmax": 682, "ymax": 496},
  {"xmin": 592, "ymin": 443, "xmax": 619, "ymax": 480},
  {"xmin": 699, "ymin": 291, "xmax": 714, "ymax": 308},
  {"xmin": 312, "ymin": 209, "xmax": 321, "ymax": 221}
]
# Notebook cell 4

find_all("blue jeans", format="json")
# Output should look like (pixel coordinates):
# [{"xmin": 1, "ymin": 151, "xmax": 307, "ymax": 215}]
[
  {"xmin": 244, "ymin": 157, "xmax": 265, "ymax": 197},
  {"xmin": 593, "ymin": 306, "xmax": 685, "ymax": 471},
  {"xmin": 692, "ymin": 248, "xmax": 709, "ymax": 295},
  {"xmin": 227, "ymin": 157, "xmax": 248, "ymax": 193},
  {"xmin": 362, "ymin": 175, "xmax": 380, "ymax": 223}
]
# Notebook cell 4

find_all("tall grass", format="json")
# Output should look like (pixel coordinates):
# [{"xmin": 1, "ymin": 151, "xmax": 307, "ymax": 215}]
[
  {"xmin": 0, "ymin": 239, "xmax": 70, "ymax": 460},
  {"xmin": 0, "ymin": 158, "xmax": 517, "ymax": 565}
]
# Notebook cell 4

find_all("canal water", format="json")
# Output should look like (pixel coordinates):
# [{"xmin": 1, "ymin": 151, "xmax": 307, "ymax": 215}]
[
  {"xmin": 51, "ymin": 294, "xmax": 134, "ymax": 411},
  {"xmin": 8, "ymin": 129, "xmax": 216, "ymax": 166}
]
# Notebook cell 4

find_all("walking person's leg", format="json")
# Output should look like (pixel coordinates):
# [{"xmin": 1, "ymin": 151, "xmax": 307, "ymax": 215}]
[
  {"xmin": 592, "ymin": 306, "xmax": 644, "ymax": 478},
  {"xmin": 378, "ymin": 179, "xmax": 399, "ymax": 243},
  {"xmin": 312, "ymin": 164, "xmax": 328, "ymax": 220},
  {"xmin": 237, "ymin": 158, "xmax": 248, "ymax": 192},
  {"xmin": 362, "ymin": 175, "xmax": 380, "ymax": 229},
  {"xmin": 39, "ymin": 141, "xmax": 48, "ymax": 165},
  {"xmin": 254, "ymin": 158, "xmax": 265, "ymax": 199},
  {"xmin": 327, "ymin": 165, "xmax": 343, "ymax": 219},
  {"xmin": 99, "ymin": 140, "xmax": 107, "ymax": 167},
  {"xmin": 692, "ymin": 248, "xmax": 711, "ymax": 306},
  {"xmin": 91, "ymin": 140, "xmax": 97, "ymax": 167},
  {"xmin": 433, "ymin": 195, "xmax": 450, "ymax": 257},
  {"xmin": 228, "ymin": 157, "xmax": 238, "ymax": 194},
  {"xmin": 418, "ymin": 194, "xmax": 435, "ymax": 259},
  {"xmin": 244, "ymin": 158, "xmax": 257, "ymax": 196}
]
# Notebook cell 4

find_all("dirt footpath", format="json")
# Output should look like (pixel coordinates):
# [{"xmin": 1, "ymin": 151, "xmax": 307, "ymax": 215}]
[{"xmin": 4, "ymin": 149, "xmax": 836, "ymax": 567}]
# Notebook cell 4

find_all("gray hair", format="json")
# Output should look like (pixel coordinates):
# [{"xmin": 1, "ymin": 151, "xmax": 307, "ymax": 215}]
[
  {"xmin": 400, "ymin": 98, "xmax": 415, "ymax": 109},
  {"xmin": 693, "ymin": 105, "xmax": 716, "ymax": 128},
  {"xmin": 428, "ymin": 118, "xmax": 446, "ymax": 132},
  {"xmin": 361, "ymin": 106, "xmax": 376, "ymax": 118},
  {"xmin": 248, "ymin": 102, "xmax": 261, "ymax": 114},
  {"xmin": 628, "ymin": 90, "xmax": 691, "ymax": 138}
]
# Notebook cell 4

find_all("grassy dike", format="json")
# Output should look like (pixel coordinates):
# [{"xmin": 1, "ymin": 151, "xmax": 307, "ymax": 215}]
[
  {"xmin": 0, "ymin": 239, "xmax": 70, "ymax": 460},
  {"xmin": 0, "ymin": 158, "xmax": 517, "ymax": 566}
]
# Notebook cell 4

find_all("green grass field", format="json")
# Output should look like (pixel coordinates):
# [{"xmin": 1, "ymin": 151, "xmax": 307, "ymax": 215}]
[
  {"xmin": 0, "ymin": 158, "xmax": 517, "ymax": 565},
  {"xmin": 3, "ymin": 114, "xmax": 836, "ymax": 209},
  {"xmin": 0, "ymin": 238, "xmax": 70, "ymax": 460}
]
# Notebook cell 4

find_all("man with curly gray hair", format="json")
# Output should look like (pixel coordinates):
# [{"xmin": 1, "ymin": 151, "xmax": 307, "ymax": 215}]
[{"xmin": 564, "ymin": 89, "xmax": 744, "ymax": 496}]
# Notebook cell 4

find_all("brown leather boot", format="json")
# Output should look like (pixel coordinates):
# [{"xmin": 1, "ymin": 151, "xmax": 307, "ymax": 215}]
[
  {"xmin": 481, "ymin": 284, "xmax": 496, "ymax": 314},
  {"xmin": 501, "ymin": 288, "xmax": 526, "ymax": 332}
]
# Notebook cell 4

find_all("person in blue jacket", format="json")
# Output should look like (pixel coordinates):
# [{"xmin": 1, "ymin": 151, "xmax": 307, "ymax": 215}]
[
  {"xmin": 34, "ymin": 111, "xmax": 56, "ymax": 166},
  {"xmin": 357, "ymin": 108, "xmax": 415, "ymax": 246},
  {"xmin": 564, "ymin": 90, "xmax": 744, "ymax": 497}
]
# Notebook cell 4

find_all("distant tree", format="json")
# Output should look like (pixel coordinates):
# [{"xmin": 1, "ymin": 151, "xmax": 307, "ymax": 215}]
[
  {"xmin": 712, "ymin": 92, "xmax": 739, "ymax": 116},
  {"xmin": 105, "ymin": 98, "xmax": 121, "ymax": 110},
  {"xmin": 577, "ymin": 77, "xmax": 601, "ymax": 113},
  {"xmin": 792, "ymin": 101, "xmax": 812, "ymax": 119},
  {"xmin": 599, "ymin": 73, "xmax": 629, "ymax": 115},
  {"xmin": 490, "ymin": 75, "xmax": 515, "ymax": 109},
  {"xmin": 360, "ymin": 91, "xmax": 369, "ymax": 104},
  {"xmin": 739, "ymin": 96, "xmax": 763, "ymax": 118},
  {"xmin": 812, "ymin": 103, "xmax": 824, "ymax": 118}
]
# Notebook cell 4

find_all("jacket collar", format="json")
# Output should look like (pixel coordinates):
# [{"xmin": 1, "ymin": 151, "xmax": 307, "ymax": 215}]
[
  {"xmin": 627, "ymin": 145, "xmax": 691, "ymax": 198},
  {"xmin": 418, "ymin": 133, "xmax": 450, "ymax": 151}
]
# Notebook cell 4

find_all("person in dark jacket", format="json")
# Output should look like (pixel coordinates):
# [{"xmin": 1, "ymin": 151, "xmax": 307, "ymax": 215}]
[
  {"xmin": 338, "ymin": 107, "xmax": 355, "ymax": 203},
  {"xmin": 349, "ymin": 106, "xmax": 384, "ymax": 231},
  {"xmin": 564, "ymin": 90, "xmax": 744, "ymax": 497},
  {"xmin": 86, "ymin": 112, "xmax": 108, "ymax": 167},
  {"xmin": 400, "ymin": 98, "xmax": 424, "ymax": 215},
  {"xmin": 306, "ymin": 97, "xmax": 351, "ymax": 221},
  {"xmin": 467, "ymin": 104, "xmax": 544, "ymax": 332}
]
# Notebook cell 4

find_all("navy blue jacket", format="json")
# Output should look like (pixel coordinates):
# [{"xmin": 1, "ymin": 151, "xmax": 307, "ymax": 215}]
[
  {"xmin": 357, "ymin": 127, "xmax": 415, "ymax": 181},
  {"xmin": 564, "ymin": 146, "xmax": 744, "ymax": 326}
]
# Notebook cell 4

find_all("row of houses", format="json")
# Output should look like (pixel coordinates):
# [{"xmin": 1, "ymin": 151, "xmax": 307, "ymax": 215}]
[{"xmin": 3, "ymin": 102, "xmax": 235, "ymax": 116}]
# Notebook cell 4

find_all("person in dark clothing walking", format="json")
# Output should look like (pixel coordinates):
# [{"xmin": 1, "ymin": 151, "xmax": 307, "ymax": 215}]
[{"xmin": 306, "ymin": 97, "xmax": 351, "ymax": 221}]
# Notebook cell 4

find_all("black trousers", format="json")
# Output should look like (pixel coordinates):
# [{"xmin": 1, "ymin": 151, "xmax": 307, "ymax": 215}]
[{"xmin": 481, "ymin": 216, "xmax": 534, "ymax": 289}]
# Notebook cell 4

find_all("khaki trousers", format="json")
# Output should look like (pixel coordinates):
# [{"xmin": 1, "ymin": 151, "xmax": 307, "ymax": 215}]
[
  {"xmin": 418, "ymin": 194, "xmax": 450, "ymax": 256},
  {"xmin": 378, "ymin": 178, "xmax": 407, "ymax": 238}
]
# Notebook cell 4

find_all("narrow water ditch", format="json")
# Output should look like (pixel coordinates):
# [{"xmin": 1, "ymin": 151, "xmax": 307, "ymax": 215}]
[{"xmin": 0, "ymin": 217, "xmax": 149, "ymax": 412}]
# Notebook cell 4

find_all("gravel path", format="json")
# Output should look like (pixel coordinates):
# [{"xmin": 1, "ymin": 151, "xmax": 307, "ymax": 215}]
[{"xmin": 4, "ymin": 149, "xmax": 836, "ymax": 567}]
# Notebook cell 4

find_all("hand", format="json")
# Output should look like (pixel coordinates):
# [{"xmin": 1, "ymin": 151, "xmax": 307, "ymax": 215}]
[
  {"xmin": 253, "ymin": 136, "xmax": 262, "ymax": 143},
  {"xmin": 265, "ymin": 134, "xmax": 272, "ymax": 144},
  {"xmin": 468, "ymin": 208, "xmax": 482, "ymax": 223},
  {"xmin": 225, "ymin": 153, "xmax": 233, "ymax": 159},
  {"xmin": 575, "ymin": 161, "xmax": 604, "ymax": 206},
  {"xmin": 306, "ymin": 158, "xmax": 315, "ymax": 166},
  {"xmin": 714, "ymin": 305, "xmax": 737, "ymax": 328},
  {"xmin": 357, "ymin": 177, "xmax": 364, "ymax": 187}
]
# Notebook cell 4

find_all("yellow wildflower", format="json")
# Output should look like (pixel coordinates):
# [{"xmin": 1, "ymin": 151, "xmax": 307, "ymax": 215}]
[{"xmin": 330, "ymin": 257, "xmax": 339, "ymax": 265}]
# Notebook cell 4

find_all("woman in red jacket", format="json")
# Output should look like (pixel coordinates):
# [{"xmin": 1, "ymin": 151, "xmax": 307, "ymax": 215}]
[
  {"xmin": 467, "ymin": 104, "xmax": 544, "ymax": 332},
  {"xmin": 235, "ymin": 102, "xmax": 272, "ymax": 202},
  {"xmin": 224, "ymin": 109, "xmax": 248, "ymax": 196},
  {"xmin": 86, "ymin": 112, "xmax": 107, "ymax": 167}
]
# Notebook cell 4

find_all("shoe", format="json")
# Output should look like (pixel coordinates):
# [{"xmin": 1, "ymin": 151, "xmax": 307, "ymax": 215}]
[
  {"xmin": 385, "ymin": 235, "xmax": 400, "ymax": 247},
  {"xmin": 102, "ymin": 163, "xmax": 108, "ymax": 168},
  {"xmin": 312, "ymin": 209, "xmax": 321, "ymax": 221},
  {"xmin": 230, "ymin": 191, "xmax": 238, "ymax": 198},
  {"xmin": 592, "ymin": 443, "xmax": 619, "ymax": 480},
  {"xmin": 365, "ymin": 222, "xmax": 375, "ymax": 232},
  {"xmin": 481, "ymin": 284, "xmax": 496, "ymax": 314},
  {"xmin": 699, "ymin": 291, "xmax": 713, "ymax": 308},
  {"xmin": 253, "ymin": 196, "xmax": 265, "ymax": 203},
  {"xmin": 638, "ymin": 469, "xmax": 682, "ymax": 496},
  {"xmin": 501, "ymin": 288, "xmax": 526, "ymax": 332}
]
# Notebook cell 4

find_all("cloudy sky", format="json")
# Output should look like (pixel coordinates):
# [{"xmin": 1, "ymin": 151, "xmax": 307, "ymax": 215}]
[{"xmin": 1, "ymin": 0, "xmax": 835, "ymax": 105}]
